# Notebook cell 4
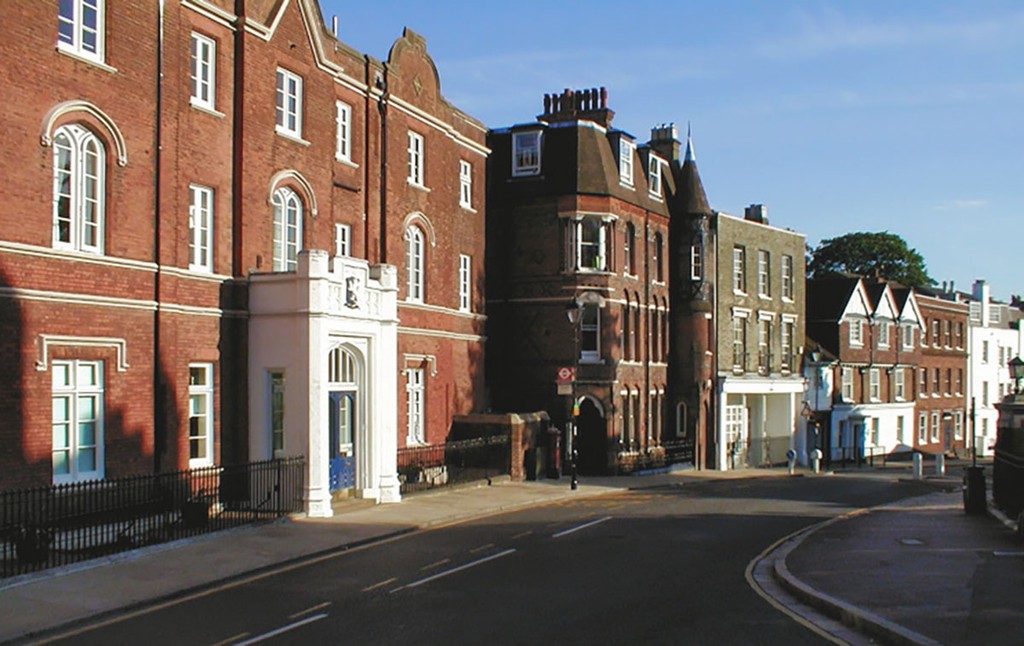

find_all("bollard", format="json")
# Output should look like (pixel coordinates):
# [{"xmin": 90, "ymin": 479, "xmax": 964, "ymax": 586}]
[
  {"xmin": 809, "ymin": 449, "xmax": 822, "ymax": 474},
  {"xmin": 786, "ymin": 449, "xmax": 797, "ymax": 476},
  {"xmin": 913, "ymin": 452, "xmax": 923, "ymax": 480},
  {"xmin": 936, "ymin": 453, "xmax": 945, "ymax": 476}
]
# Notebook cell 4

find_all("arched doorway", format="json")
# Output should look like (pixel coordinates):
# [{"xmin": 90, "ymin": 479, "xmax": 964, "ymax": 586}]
[
  {"xmin": 576, "ymin": 398, "xmax": 607, "ymax": 475},
  {"xmin": 327, "ymin": 346, "xmax": 360, "ymax": 492}
]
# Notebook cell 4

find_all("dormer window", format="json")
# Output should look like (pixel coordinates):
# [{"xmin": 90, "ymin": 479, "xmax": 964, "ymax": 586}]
[
  {"xmin": 512, "ymin": 130, "xmax": 541, "ymax": 176},
  {"xmin": 648, "ymin": 155, "xmax": 663, "ymax": 197},
  {"xmin": 878, "ymin": 321, "xmax": 890, "ymax": 348},
  {"xmin": 619, "ymin": 139, "xmax": 635, "ymax": 186}
]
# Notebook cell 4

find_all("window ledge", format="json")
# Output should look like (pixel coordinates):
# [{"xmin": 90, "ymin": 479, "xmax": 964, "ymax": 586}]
[
  {"xmin": 335, "ymin": 155, "xmax": 359, "ymax": 169},
  {"xmin": 648, "ymin": 192, "xmax": 664, "ymax": 202},
  {"xmin": 57, "ymin": 45, "xmax": 117, "ymax": 74},
  {"xmin": 190, "ymin": 100, "xmax": 225, "ymax": 119},
  {"xmin": 733, "ymin": 290, "xmax": 747, "ymax": 297},
  {"xmin": 758, "ymin": 294, "xmax": 772, "ymax": 300},
  {"xmin": 275, "ymin": 128, "xmax": 310, "ymax": 146},
  {"xmin": 460, "ymin": 204, "xmax": 477, "ymax": 214},
  {"xmin": 408, "ymin": 180, "xmax": 431, "ymax": 193},
  {"xmin": 618, "ymin": 180, "xmax": 635, "ymax": 190}
]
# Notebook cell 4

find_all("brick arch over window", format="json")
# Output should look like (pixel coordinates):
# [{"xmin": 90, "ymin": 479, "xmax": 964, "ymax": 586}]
[
  {"xmin": 41, "ymin": 100, "xmax": 128, "ymax": 167},
  {"xmin": 268, "ymin": 169, "xmax": 318, "ymax": 218},
  {"xmin": 401, "ymin": 212, "xmax": 436, "ymax": 248}
]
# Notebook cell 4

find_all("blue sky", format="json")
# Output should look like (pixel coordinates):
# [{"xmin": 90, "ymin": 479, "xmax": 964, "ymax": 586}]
[{"xmin": 318, "ymin": 0, "xmax": 1023, "ymax": 301}]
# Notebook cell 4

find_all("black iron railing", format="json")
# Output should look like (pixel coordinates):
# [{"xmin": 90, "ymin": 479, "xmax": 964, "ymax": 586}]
[
  {"xmin": 397, "ymin": 435, "xmax": 510, "ymax": 494},
  {"xmin": 0, "ymin": 457, "xmax": 305, "ymax": 579}
]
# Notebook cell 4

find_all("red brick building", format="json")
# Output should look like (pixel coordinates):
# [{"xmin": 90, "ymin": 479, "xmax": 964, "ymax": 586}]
[
  {"xmin": 0, "ymin": 0, "xmax": 487, "ymax": 510},
  {"xmin": 486, "ymin": 89, "xmax": 673, "ymax": 474},
  {"xmin": 915, "ymin": 291, "xmax": 969, "ymax": 456}
]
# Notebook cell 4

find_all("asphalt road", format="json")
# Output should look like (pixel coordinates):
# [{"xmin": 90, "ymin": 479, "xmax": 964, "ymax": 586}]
[{"xmin": 48, "ymin": 474, "xmax": 934, "ymax": 645}]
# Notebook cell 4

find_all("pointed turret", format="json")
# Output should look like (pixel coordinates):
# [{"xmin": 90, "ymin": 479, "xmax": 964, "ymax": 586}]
[{"xmin": 676, "ymin": 126, "xmax": 710, "ymax": 215}]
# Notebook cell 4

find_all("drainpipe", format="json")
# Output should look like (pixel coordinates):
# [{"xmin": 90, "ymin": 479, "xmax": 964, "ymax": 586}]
[
  {"xmin": 153, "ymin": 0, "xmax": 165, "ymax": 472},
  {"xmin": 377, "ymin": 67, "xmax": 389, "ymax": 263}
]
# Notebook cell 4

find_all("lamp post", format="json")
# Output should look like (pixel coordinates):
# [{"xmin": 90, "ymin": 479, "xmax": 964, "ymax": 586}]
[{"xmin": 565, "ymin": 298, "xmax": 583, "ymax": 490}]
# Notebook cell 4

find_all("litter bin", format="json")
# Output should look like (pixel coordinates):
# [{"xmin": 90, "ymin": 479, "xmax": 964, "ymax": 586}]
[{"xmin": 963, "ymin": 466, "xmax": 986, "ymax": 515}]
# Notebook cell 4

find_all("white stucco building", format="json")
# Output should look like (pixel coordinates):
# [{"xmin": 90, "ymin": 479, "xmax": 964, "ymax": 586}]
[{"xmin": 965, "ymin": 280, "xmax": 1024, "ymax": 456}]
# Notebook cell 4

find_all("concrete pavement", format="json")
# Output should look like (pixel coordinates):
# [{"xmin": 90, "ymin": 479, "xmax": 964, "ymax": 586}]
[{"xmin": 1, "ymin": 465, "xmax": 1019, "ymax": 645}]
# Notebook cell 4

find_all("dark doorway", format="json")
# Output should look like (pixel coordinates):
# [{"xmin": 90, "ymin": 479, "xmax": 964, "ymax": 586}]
[{"xmin": 576, "ymin": 398, "xmax": 607, "ymax": 475}]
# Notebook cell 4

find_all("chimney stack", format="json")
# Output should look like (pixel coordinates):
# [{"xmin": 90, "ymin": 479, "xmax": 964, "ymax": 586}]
[
  {"xmin": 744, "ymin": 204, "xmax": 769, "ymax": 225},
  {"xmin": 648, "ymin": 123, "xmax": 680, "ymax": 162},
  {"xmin": 538, "ymin": 86, "xmax": 614, "ymax": 127}
]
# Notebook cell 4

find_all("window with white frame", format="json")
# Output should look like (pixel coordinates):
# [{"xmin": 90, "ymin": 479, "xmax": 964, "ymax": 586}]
[
  {"xmin": 459, "ymin": 160, "xmax": 472, "ymax": 209},
  {"xmin": 869, "ymin": 368, "xmax": 881, "ymax": 401},
  {"xmin": 757, "ymin": 250, "xmax": 771, "ymax": 297},
  {"xmin": 895, "ymin": 367, "xmax": 906, "ymax": 400},
  {"xmin": 690, "ymin": 244, "xmax": 702, "ymax": 281},
  {"xmin": 269, "ymin": 371, "xmax": 285, "ymax": 458},
  {"xmin": 407, "ymin": 131, "xmax": 425, "ymax": 186},
  {"xmin": 849, "ymin": 318, "xmax": 864, "ymax": 346},
  {"xmin": 335, "ymin": 223, "xmax": 351, "ymax": 257},
  {"xmin": 406, "ymin": 226, "xmax": 425, "ymax": 302},
  {"xmin": 781, "ymin": 255, "xmax": 793, "ymax": 300},
  {"xmin": 580, "ymin": 302, "xmax": 600, "ymax": 362},
  {"xmin": 512, "ymin": 130, "xmax": 541, "ymax": 176},
  {"xmin": 58, "ymin": 0, "xmax": 104, "ymax": 62},
  {"xmin": 933, "ymin": 367, "xmax": 940, "ymax": 396},
  {"xmin": 275, "ymin": 68, "xmax": 303, "ymax": 138},
  {"xmin": 841, "ymin": 367, "xmax": 854, "ymax": 401},
  {"xmin": 335, "ymin": 101, "xmax": 352, "ymax": 162},
  {"xmin": 930, "ymin": 411, "xmax": 940, "ymax": 442},
  {"xmin": 618, "ymin": 139, "xmax": 635, "ymax": 185},
  {"xmin": 190, "ymin": 33, "xmax": 216, "ymax": 110},
  {"xmin": 982, "ymin": 381, "xmax": 989, "ymax": 406},
  {"xmin": 918, "ymin": 412, "xmax": 927, "ymax": 443},
  {"xmin": 982, "ymin": 340, "xmax": 989, "ymax": 363},
  {"xmin": 954, "ymin": 411, "xmax": 963, "ymax": 439},
  {"xmin": 870, "ymin": 418, "xmax": 880, "ymax": 446},
  {"xmin": 897, "ymin": 416, "xmax": 905, "ymax": 444},
  {"xmin": 878, "ymin": 321, "xmax": 890, "ymax": 348},
  {"xmin": 780, "ymin": 321, "xmax": 794, "ymax": 371},
  {"xmin": 53, "ymin": 124, "xmax": 105, "ymax": 254},
  {"xmin": 757, "ymin": 318, "xmax": 771, "ymax": 373},
  {"xmin": 459, "ymin": 254, "xmax": 471, "ymax": 312},
  {"xmin": 920, "ymin": 368, "xmax": 928, "ymax": 397},
  {"xmin": 902, "ymin": 324, "xmax": 914, "ymax": 349},
  {"xmin": 648, "ymin": 156, "xmax": 662, "ymax": 196},
  {"xmin": 571, "ymin": 216, "xmax": 610, "ymax": 272},
  {"xmin": 188, "ymin": 363, "xmax": 214, "ymax": 467},
  {"xmin": 732, "ymin": 246, "xmax": 746, "ymax": 293},
  {"xmin": 732, "ymin": 315, "xmax": 747, "ymax": 370},
  {"xmin": 189, "ymin": 185, "xmax": 213, "ymax": 272},
  {"xmin": 271, "ymin": 187, "xmax": 302, "ymax": 271},
  {"xmin": 52, "ymin": 360, "xmax": 104, "ymax": 483},
  {"xmin": 406, "ymin": 368, "xmax": 425, "ymax": 445},
  {"xmin": 624, "ymin": 222, "xmax": 636, "ymax": 276}
]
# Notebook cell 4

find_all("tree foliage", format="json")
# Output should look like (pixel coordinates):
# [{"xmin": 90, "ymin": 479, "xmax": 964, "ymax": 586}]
[{"xmin": 807, "ymin": 231, "xmax": 934, "ymax": 288}]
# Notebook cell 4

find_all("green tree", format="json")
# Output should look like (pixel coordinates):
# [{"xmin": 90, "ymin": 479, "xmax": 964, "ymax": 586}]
[{"xmin": 807, "ymin": 231, "xmax": 934, "ymax": 288}]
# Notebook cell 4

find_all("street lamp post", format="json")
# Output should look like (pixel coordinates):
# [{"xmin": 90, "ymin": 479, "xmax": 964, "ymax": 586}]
[
  {"xmin": 565, "ymin": 299, "xmax": 583, "ymax": 490},
  {"xmin": 1010, "ymin": 356, "xmax": 1024, "ymax": 395}
]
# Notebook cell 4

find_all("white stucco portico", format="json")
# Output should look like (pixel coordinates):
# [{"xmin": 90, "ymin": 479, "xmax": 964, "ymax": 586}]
[
  {"xmin": 249, "ymin": 250, "xmax": 402, "ymax": 517},
  {"xmin": 716, "ymin": 375, "xmax": 804, "ymax": 470}
]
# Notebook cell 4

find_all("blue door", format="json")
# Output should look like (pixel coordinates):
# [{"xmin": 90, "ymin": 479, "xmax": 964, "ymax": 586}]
[{"xmin": 328, "ymin": 392, "xmax": 356, "ymax": 491}]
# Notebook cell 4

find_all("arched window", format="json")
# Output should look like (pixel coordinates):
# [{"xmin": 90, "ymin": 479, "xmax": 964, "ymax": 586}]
[
  {"xmin": 53, "ymin": 124, "xmax": 105, "ymax": 253},
  {"xmin": 272, "ymin": 187, "xmax": 302, "ymax": 271},
  {"xmin": 328, "ymin": 346, "xmax": 357, "ymax": 387},
  {"xmin": 406, "ymin": 226, "xmax": 425, "ymax": 302}
]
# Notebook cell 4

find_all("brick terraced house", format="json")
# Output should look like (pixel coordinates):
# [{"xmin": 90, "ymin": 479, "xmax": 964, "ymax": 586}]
[{"xmin": 0, "ymin": 0, "xmax": 488, "ymax": 515}]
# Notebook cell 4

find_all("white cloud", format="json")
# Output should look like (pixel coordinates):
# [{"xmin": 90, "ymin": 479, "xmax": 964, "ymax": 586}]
[
  {"xmin": 932, "ymin": 199, "xmax": 989, "ymax": 211},
  {"xmin": 756, "ymin": 9, "xmax": 1024, "ymax": 60}
]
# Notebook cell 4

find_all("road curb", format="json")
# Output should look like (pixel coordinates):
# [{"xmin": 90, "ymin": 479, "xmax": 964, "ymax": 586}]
[{"xmin": 768, "ymin": 509, "xmax": 941, "ymax": 646}]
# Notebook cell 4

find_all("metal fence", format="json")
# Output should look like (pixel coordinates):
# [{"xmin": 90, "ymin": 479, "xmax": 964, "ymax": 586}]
[
  {"xmin": 397, "ymin": 435, "xmax": 510, "ymax": 494},
  {"xmin": 617, "ymin": 440, "xmax": 694, "ymax": 473},
  {"xmin": 0, "ymin": 457, "xmax": 305, "ymax": 579}
]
